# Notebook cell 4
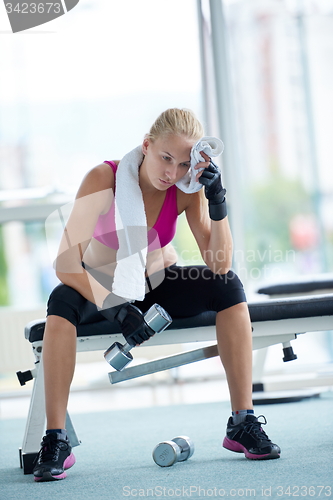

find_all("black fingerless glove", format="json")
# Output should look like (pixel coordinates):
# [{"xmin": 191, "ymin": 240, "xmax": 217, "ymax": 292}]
[
  {"xmin": 199, "ymin": 160, "xmax": 227, "ymax": 221},
  {"xmin": 117, "ymin": 304, "xmax": 155, "ymax": 346},
  {"xmin": 100, "ymin": 294, "xmax": 154, "ymax": 347}
]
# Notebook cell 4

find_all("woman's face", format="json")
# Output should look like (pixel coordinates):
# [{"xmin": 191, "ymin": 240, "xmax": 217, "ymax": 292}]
[{"xmin": 142, "ymin": 134, "xmax": 196, "ymax": 190}]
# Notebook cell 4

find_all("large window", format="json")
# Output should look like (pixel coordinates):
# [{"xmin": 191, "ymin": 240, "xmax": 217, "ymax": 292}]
[
  {"xmin": 0, "ymin": 0, "xmax": 202, "ymax": 306},
  {"xmin": 224, "ymin": 0, "xmax": 333, "ymax": 293}
]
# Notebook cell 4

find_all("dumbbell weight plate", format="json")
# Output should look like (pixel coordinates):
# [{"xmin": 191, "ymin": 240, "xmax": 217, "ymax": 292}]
[
  {"xmin": 152, "ymin": 441, "xmax": 181, "ymax": 467},
  {"xmin": 104, "ymin": 342, "xmax": 133, "ymax": 371},
  {"xmin": 172, "ymin": 436, "xmax": 195, "ymax": 461}
]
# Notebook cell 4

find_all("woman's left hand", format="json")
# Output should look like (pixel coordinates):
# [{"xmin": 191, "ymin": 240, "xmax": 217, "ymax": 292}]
[
  {"xmin": 194, "ymin": 151, "xmax": 211, "ymax": 182},
  {"xmin": 195, "ymin": 151, "xmax": 227, "ymax": 221}
]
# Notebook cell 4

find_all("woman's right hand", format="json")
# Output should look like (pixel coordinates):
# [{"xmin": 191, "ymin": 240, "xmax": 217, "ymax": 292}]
[{"xmin": 117, "ymin": 304, "xmax": 154, "ymax": 346}]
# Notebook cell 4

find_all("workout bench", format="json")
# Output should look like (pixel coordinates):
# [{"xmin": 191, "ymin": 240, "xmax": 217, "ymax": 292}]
[
  {"xmin": 251, "ymin": 276, "xmax": 333, "ymax": 395},
  {"xmin": 17, "ymin": 293, "xmax": 333, "ymax": 473}
]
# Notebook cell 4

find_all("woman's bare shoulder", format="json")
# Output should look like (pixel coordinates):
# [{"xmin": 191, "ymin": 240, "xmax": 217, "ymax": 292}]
[{"xmin": 76, "ymin": 162, "xmax": 116, "ymax": 198}]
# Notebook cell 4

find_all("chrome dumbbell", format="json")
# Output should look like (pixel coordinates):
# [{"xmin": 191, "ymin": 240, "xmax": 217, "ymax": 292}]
[
  {"xmin": 152, "ymin": 436, "xmax": 195, "ymax": 467},
  {"xmin": 104, "ymin": 303, "xmax": 172, "ymax": 371}
]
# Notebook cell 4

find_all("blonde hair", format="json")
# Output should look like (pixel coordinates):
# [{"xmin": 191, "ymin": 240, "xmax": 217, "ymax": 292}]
[{"xmin": 146, "ymin": 108, "xmax": 204, "ymax": 142}]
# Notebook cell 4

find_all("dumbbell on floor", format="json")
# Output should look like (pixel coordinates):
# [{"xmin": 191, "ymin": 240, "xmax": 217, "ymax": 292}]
[
  {"xmin": 152, "ymin": 436, "xmax": 195, "ymax": 467},
  {"xmin": 104, "ymin": 303, "xmax": 172, "ymax": 371}
]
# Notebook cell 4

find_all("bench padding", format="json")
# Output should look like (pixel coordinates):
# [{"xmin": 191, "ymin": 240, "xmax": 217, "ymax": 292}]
[
  {"xmin": 26, "ymin": 294, "xmax": 333, "ymax": 343},
  {"xmin": 258, "ymin": 277, "xmax": 333, "ymax": 296}
]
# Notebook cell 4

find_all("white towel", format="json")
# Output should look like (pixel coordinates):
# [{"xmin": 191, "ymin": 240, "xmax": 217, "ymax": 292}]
[
  {"xmin": 112, "ymin": 145, "xmax": 147, "ymax": 302},
  {"xmin": 176, "ymin": 136, "xmax": 224, "ymax": 194}
]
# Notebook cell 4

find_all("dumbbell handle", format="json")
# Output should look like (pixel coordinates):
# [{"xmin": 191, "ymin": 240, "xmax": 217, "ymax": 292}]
[
  {"xmin": 118, "ymin": 342, "xmax": 132, "ymax": 355},
  {"xmin": 125, "ymin": 303, "xmax": 172, "ymax": 348},
  {"xmin": 116, "ymin": 304, "xmax": 172, "ymax": 350},
  {"xmin": 104, "ymin": 304, "xmax": 172, "ymax": 371}
]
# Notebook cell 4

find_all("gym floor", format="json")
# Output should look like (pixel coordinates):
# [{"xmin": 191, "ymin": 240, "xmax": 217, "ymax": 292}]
[
  {"xmin": 1, "ymin": 390, "xmax": 332, "ymax": 500},
  {"xmin": 0, "ymin": 337, "xmax": 333, "ymax": 499}
]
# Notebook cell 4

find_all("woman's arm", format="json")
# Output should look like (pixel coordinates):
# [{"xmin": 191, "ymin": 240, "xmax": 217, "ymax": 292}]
[
  {"xmin": 184, "ymin": 151, "xmax": 233, "ymax": 275},
  {"xmin": 55, "ymin": 163, "xmax": 115, "ymax": 307},
  {"xmin": 185, "ymin": 189, "xmax": 233, "ymax": 275}
]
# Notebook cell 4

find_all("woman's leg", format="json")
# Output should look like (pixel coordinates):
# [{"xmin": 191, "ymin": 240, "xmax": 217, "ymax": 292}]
[
  {"xmin": 140, "ymin": 266, "xmax": 253, "ymax": 409},
  {"xmin": 215, "ymin": 302, "xmax": 253, "ymax": 411},
  {"xmin": 41, "ymin": 280, "xmax": 109, "ymax": 430},
  {"xmin": 137, "ymin": 265, "xmax": 280, "ymax": 459},
  {"xmin": 33, "ymin": 282, "xmax": 108, "ymax": 481},
  {"xmin": 33, "ymin": 314, "xmax": 78, "ymax": 481},
  {"xmin": 215, "ymin": 300, "xmax": 280, "ymax": 459},
  {"xmin": 42, "ymin": 315, "xmax": 77, "ymax": 430}
]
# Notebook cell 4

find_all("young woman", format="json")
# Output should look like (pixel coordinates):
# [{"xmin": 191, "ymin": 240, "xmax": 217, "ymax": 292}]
[{"xmin": 33, "ymin": 108, "xmax": 280, "ymax": 482}]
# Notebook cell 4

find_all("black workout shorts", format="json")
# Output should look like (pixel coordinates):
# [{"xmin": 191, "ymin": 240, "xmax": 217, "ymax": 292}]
[{"xmin": 47, "ymin": 265, "xmax": 247, "ymax": 327}]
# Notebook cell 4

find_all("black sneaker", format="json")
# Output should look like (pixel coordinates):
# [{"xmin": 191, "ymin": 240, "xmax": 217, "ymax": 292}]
[
  {"xmin": 223, "ymin": 414, "xmax": 280, "ymax": 460},
  {"xmin": 33, "ymin": 433, "xmax": 76, "ymax": 481}
]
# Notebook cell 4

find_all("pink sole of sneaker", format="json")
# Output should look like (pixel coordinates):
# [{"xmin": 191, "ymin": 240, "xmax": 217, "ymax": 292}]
[
  {"xmin": 223, "ymin": 437, "xmax": 280, "ymax": 460},
  {"xmin": 34, "ymin": 453, "xmax": 76, "ymax": 482}
]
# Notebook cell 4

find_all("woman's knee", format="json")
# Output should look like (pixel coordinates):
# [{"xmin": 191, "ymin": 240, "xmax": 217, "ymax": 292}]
[
  {"xmin": 217, "ymin": 301, "xmax": 249, "ymax": 318},
  {"xmin": 216, "ymin": 302, "xmax": 252, "ymax": 333},
  {"xmin": 47, "ymin": 283, "xmax": 87, "ymax": 327},
  {"xmin": 48, "ymin": 283, "xmax": 84, "ymax": 304},
  {"xmin": 46, "ymin": 314, "xmax": 77, "ymax": 333}
]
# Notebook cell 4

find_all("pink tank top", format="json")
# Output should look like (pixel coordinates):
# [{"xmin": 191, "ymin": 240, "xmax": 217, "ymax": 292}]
[{"xmin": 92, "ymin": 161, "xmax": 179, "ymax": 251}]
